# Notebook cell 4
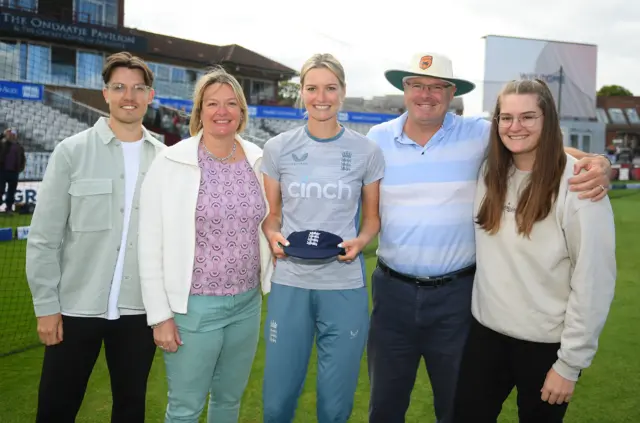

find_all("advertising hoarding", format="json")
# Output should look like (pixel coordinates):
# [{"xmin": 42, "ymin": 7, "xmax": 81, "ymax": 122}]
[
  {"xmin": 0, "ymin": 180, "xmax": 39, "ymax": 212},
  {"xmin": 0, "ymin": 80, "xmax": 42, "ymax": 101},
  {"xmin": 154, "ymin": 97, "xmax": 400, "ymax": 125}
]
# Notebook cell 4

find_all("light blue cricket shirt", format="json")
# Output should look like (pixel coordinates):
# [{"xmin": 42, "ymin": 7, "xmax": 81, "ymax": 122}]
[{"xmin": 366, "ymin": 112, "xmax": 491, "ymax": 277}]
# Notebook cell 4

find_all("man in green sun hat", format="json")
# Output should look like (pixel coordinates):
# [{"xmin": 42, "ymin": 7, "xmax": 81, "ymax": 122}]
[
  {"xmin": 385, "ymin": 52, "xmax": 476, "ymax": 96},
  {"xmin": 364, "ymin": 52, "xmax": 612, "ymax": 423}
]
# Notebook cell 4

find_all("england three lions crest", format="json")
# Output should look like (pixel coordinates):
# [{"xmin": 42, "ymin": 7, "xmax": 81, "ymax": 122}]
[{"xmin": 341, "ymin": 151, "xmax": 352, "ymax": 171}]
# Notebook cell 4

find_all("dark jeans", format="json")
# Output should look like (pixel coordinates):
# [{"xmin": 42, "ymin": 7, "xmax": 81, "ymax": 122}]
[
  {"xmin": 0, "ymin": 170, "xmax": 19, "ymax": 211},
  {"xmin": 367, "ymin": 264, "xmax": 474, "ymax": 423},
  {"xmin": 36, "ymin": 314, "xmax": 157, "ymax": 423},
  {"xmin": 452, "ymin": 318, "xmax": 570, "ymax": 423}
]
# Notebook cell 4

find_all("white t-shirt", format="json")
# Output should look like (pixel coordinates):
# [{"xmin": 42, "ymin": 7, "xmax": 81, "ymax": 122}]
[{"xmin": 107, "ymin": 138, "xmax": 144, "ymax": 320}]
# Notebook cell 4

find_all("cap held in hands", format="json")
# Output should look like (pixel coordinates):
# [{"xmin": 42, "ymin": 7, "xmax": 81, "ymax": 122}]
[{"xmin": 283, "ymin": 230, "xmax": 346, "ymax": 260}]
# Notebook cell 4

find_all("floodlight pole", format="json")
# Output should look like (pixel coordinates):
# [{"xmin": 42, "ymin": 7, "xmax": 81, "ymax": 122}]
[{"xmin": 558, "ymin": 66, "xmax": 564, "ymax": 118}]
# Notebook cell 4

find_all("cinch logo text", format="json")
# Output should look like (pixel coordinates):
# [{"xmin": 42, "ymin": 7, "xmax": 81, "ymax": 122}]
[{"xmin": 287, "ymin": 180, "xmax": 352, "ymax": 199}]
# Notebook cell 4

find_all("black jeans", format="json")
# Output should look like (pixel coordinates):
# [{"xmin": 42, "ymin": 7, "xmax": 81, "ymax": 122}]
[
  {"xmin": 452, "ymin": 317, "xmax": 570, "ymax": 423},
  {"xmin": 367, "ymin": 265, "xmax": 474, "ymax": 423},
  {"xmin": 0, "ymin": 170, "xmax": 19, "ymax": 211},
  {"xmin": 36, "ymin": 314, "xmax": 156, "ymax": 423}
]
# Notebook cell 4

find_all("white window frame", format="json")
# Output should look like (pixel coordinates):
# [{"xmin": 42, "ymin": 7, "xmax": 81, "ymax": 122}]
[
  {"xmin": 608, "ymin": 108, "xmax": 627, "ymax": 124},
  {"xmin": 596, "ymin": 108, "xmax": 609, "ymax": 124},
  {"xmin": 73, "ymin": 0, "xmax": 117, "ymax": 26},
  {"xmin": 23, "ymin": 42, "xmax": 52, "ymax": 85},
  {"xmin": 247, "ymin": 77, "xmax": 276, "ymax": 103},
  {"xmin": 0, "ymin": 0, "xmax": 38, "ymax": 11},
  {"xmin": 75, "ymin": 49, "xmax": 105, "ymax": 89},
  {"xmin": 625, "ymin": 108, "xmax": 640, "ymax": 124},
  {"xmin": 581, "ymin": 133, "xmax": 591, "ymax": 153},
  {"xmin": 0, "ymin": 39, "xmax": 21, "ymax": 81}
]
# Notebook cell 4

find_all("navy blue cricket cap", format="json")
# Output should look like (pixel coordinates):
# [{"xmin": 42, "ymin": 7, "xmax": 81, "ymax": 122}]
[{"xmin": 283, "ymin": 230, "xmax": 346, "ymax": 260}]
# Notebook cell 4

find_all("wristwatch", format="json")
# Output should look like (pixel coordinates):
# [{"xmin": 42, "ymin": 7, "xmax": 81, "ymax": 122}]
[{"xmin": 593, "ymin": 153, "xmax": 612, "ymax": 165}]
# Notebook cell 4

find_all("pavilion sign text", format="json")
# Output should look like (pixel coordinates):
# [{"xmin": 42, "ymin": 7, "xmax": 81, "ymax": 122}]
[{"xmin": 0, "ymin": 11, "xmax": 146, "ymax": 51}]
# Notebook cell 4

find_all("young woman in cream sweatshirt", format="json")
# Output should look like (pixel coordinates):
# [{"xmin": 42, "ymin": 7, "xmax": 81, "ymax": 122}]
[{"xmin": 453, "ymin": 79, "xmax": 616, "ymax": 423}]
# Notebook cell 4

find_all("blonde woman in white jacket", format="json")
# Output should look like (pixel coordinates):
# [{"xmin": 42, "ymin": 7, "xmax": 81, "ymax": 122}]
[{"xmin": 138, "ymin": 67, "xmax": 274, "ymax": 423}]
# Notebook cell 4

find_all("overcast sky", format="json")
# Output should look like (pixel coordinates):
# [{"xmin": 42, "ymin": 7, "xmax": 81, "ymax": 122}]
[{"xmin": 124, "ymin": 0, "xmax": 637, "ymax": 116}]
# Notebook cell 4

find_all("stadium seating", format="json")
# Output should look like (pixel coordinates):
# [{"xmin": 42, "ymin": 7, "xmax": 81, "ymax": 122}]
[
  {"xmin": 0, "ymin": 92, "xmax": 378, "ymax": 155},
  {"xmin": 256, "ymin": 118, "xmax": 374, "ymax": 138},
  {"xmin": 242, "ymin": 117, "xmax": 376, "ymax": 148},
  {"xmin": 242, "ymin": 118, "xmax": 272, "ymax": 144},
  {"xmin": 0, "ymin": 98, "xmax": 90, "ymax": 151}
]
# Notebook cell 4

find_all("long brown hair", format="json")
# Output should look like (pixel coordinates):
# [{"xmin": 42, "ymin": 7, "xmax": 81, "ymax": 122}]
[{"xmin": 476, "ymin": 79, "xmax": 566, "ymax": 237}]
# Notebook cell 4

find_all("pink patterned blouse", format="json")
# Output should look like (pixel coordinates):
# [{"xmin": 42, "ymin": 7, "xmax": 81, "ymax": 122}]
[{"xmin": 190, "ymin": 145, "xmax": 266, "ymax": 296}]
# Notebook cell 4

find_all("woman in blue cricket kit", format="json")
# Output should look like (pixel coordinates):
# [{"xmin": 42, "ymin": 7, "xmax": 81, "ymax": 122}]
[{"xmin": 260, "ymin": 53, "xmax": 385, "ymax": 423}]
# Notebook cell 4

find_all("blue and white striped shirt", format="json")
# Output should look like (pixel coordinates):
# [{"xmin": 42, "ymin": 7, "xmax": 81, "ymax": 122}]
[{"xmin": 367, "ymin": 112, "xmax": 490, "ymax": 277}]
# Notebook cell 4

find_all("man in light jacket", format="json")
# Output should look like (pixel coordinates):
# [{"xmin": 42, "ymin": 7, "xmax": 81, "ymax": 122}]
[{"xmin": 25, "ymin": 52, "xmax": 165, "ymax": 423}]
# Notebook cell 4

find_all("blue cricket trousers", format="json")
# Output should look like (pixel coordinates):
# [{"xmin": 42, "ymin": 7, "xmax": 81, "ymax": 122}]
[
  {"xmin": 163, "ymin": 288, "xmax": 261, "ymax": 423},
  {"xmin": 262, "ymin": 282, "xmax": 369, "ymax": 423}
]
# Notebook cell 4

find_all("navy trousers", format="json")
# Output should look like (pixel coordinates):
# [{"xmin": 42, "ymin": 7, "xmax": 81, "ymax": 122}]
[{"xmin": 367, "ymin": 264, "xmax": 474, "ymax": 423}]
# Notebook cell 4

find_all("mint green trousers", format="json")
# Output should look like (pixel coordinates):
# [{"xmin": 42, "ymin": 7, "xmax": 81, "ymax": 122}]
[{"xmin": 163, "ymin": 288, "xmax": 261, "ymax": 423}]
